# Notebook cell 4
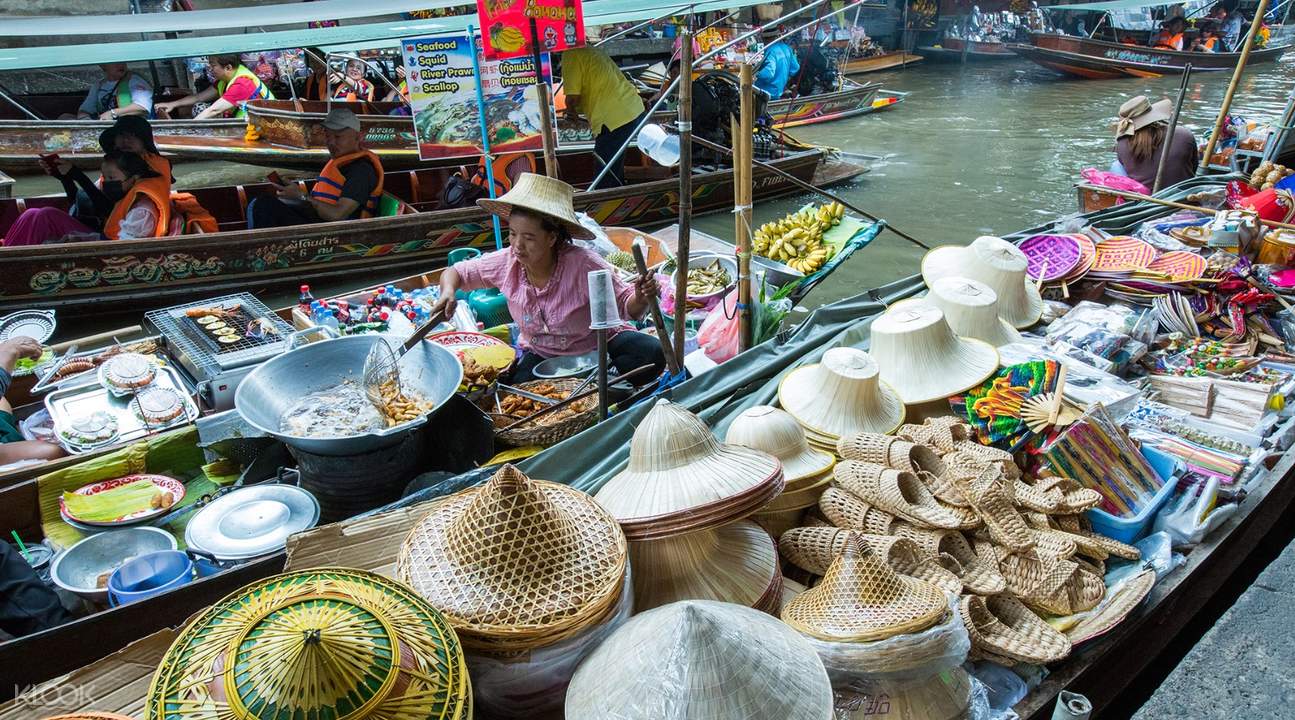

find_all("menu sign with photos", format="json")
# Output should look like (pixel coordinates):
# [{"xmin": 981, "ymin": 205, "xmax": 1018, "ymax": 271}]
[{"xmin": 475, "ymin": 0, "xmax": 586, "ymax": 60}]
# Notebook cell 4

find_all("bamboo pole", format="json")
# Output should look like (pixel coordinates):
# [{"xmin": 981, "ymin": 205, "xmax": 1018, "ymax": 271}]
[
  {"xmin": 1076, "ymin": 183, "xmax": 1295, "ymax": 232},
  {"xmin": 737, "ymin": 63, "xmax": 754, "ymax": 352},
  {"xmin": 1153, "ymin": 63, "xmax": 1192, "ymax": 194},
  {"xmin": 530, "ymin": 19, "xmax": 560, "ymax": 178},
  {"xmin": 1199, "ymin": 0, "xmax": 1271, "ymax": 172},
  {"xmin": 673, "ymin": 31, "xmax": 694, "ymax": 366}
]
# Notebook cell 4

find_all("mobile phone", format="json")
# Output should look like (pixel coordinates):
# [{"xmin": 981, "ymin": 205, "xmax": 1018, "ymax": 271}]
[
  {"xmin": 267, "ymin": 171, "xmax": 285, "ymax": 186},
  {"xmin": 39, "ymin": 153, "xmax": 60, "ymax": 163}
]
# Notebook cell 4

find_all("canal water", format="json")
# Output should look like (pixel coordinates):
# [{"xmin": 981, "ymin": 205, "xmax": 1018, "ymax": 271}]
[{"xmin": 12, "ymin": 55, "xmax": 1295, "ymax": 323}]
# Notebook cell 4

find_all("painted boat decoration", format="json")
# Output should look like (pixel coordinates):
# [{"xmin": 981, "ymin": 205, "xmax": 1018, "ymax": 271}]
[
  {"xmin": 1010, "ymin": 33, "xmax": 1291, "ymax": 79},
  {"xmin": 766, "ymin": 82, "xmax": 881, "ymax": 129},
  {"xmin": 0, "ymin": 117, "xmax": 244, "ymax": 174}
]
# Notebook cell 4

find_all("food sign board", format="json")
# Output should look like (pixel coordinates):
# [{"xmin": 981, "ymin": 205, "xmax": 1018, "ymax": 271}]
[
  {"xmin": 399, "ymin": 35, "xmax": 553, "ymax": 161},
  {"xmin": 475, "ymin": 0, "xmax": 586, "ymax": 60}
]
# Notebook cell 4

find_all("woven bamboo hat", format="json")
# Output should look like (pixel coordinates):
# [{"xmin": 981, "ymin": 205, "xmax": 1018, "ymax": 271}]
[
  {"xmin": 595, "ymin": 399, "xmax": 784, "ymax": 540},
  {"xmin": 396, "ymin": 464, "xmax": 626, "ymax": 652},
  {"xmin": 869, "ymin": 302, "xmax": 999, "ymax": 404},
  {"xmin": 924, "ymin": 277, "xmax": 1022, "ymax": 348},
  {"xmin": 725, "ymin": 405, "xmax": 835, "ymax": 483},
  {"xmin": 144, "ymin": 568, "xmax": 471, "ymax": 720},
  {"xmin": 921, "ymin": 236, "xmax": 1044, "ymax": 328},
  {"xmin": 629, "ymin": 520, "xmax": 781, "ymax": 614},
  {"xmin": 565, "ymin": 600, "xmax": 835, "ymax": 720},
  {"xmin": 782, "ymin": 535, "xmax": 948, "ymax": 643},
  {"xmin": 777, "ymin": 347, "xmax": 906, "ymax": 440},
  {"xmin": 476, "ymin": 171, "xmax": 596, "ymax": 240}
]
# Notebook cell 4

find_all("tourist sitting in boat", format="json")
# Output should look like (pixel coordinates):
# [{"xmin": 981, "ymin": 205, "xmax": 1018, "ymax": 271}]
[
  {"xmin": 754, "ymin": 33, "xmax": 800, "ymax": 100},
  {"xmin": 60, "ymin": 62, "xmax": 153, "ymax": 121},
  {"xmin": 1192, "ymin": 22, "xmax": 1223, "ymax": 52},
  {"xmin": 331, "ymin": 58, "xmax": 375, "ymax": 102},
  {"xmin": 382, "ymin": 66, "xmax": 412, "ymax": 116},
  {"xmin": 560, "ymin": 46, "xmax": 647, "ymax": 188},
  {"xmin": 795, "ymin": 37, "xmax": 838, "ymax": 96},
  {"xmin": 154, "ymin": 54, "xmax": 275, "ymax": 120},
  {"xmin": 1219, "ymin": 4, "xmax": 1244, "ymax": 50},
  {"xmin": 302, "ymin": 47, "xmax": 331, "ymax": 101},
  {"xmin": 1113, "ymin": 95, "xmax": 1199, "ymax": 190},
  {"xmin": 430, "ymin": 173, "xmax": 667, "ymax": 384},
  {"xmin": 0, "ymin": 337, "xmax": 65, "ymax": 466},
  {"xmin": 101, "ymin": 115, "xmax": 174, "ymax": 185},
  {"xmin": 246, "ymin": 108, "xmax": 383, "ymax": 228},
  {"xmin": 1152, "ymin": 17, "xmax": 1187, "ymax": 51}
]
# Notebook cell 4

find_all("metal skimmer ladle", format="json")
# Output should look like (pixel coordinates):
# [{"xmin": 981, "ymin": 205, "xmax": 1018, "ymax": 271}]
[{"xmin": 362, "ymin": 310, "xmax": 446, "ymax": 416}]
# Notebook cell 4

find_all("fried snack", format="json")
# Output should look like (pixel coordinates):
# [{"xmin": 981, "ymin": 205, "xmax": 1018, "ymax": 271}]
[
  {"xmin": 461, "ymin": 355, "xmax": 501, "ymax": 389},
  {"xmin": 378, "ymin": 379, "xmax": 435, "ymax": 426}
]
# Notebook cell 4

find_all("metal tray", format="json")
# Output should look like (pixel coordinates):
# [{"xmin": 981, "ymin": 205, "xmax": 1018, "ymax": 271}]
[
  {"xmin": 0, "ymin": 309, "xmax": 56, "ymax": 343},
  {"xmin": 30, "ymin": 337, "xmax": 164, "ymax": 395},
  {"xmin": 45, "ymin": 365, "xmax": 199, "ymax": 454}
]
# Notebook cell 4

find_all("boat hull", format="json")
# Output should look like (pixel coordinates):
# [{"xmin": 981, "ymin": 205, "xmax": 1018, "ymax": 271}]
[
  {"xmin": 840, "ymin": 51, "xmax": 924, "ymax": 75},
  {"xmin": 917, "ymin": 37, "xmax": 1018, "ymax": 61},
  {"xmin": 768, "ymin": 83, "xmax": 880, "ymax": 129},
  {"xmin": 0, "ymin": 117, "xmax": 244, "ymax": 174},
  {"xmin": 1012, "ymin": 33, "xmax": 1291, "ymax": 78}
]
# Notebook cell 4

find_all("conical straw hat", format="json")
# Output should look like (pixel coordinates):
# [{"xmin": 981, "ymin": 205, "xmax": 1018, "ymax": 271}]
[
  {"xmin": 921, "ymin": 236, "xmax": 1044, "ymax": 328},
  {"xmin": 778, "ymin": 347, "xmax": 906, "ymax": 439},
  {"xmin": 629, "ymin": 520, "xmax": 780, "ymax": 613},
  {"xmin": 595, "ymin": 399, "xmax": 783, "ymax": 540},
  {"xmin": 565, "ymin": 600, "xmax": 835, "ymax": 720},
  {"xmin": 725, "ymin": 405, "xmax": 835, "ymax": 483},
  {"xmin": 924, "ymin": 277, "xmax": 1022, "ymax": 348},
  {"xmin": 476, "ymin": 172, "xmax": 595, "ymax": 240},
  {"xmin": 396, "ymin": 464, "xmax": 627, "ymax": 650},
  {"xmin": 145, "ymin": 569, "xmax": 471, "ymax": 720},
  {"xmin": 782, "ymin": 535, "xmax": 947, "ymax": 643},
  {"xmin": 869, "ymin": 302, "xmax": 999, "ymax": 404}
]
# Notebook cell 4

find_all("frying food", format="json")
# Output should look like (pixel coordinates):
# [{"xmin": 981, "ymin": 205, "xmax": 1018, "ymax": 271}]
[
  {"xmin": 379, "ymin": 379, "xmax": 435, "ymax": 426},
  {"xmin": 462, "ymin": 355, "xmax": 502, "ymax": 389},
  {"xmin": 497, "ymin": 382, "xmax": 594, "ymax": 425}
]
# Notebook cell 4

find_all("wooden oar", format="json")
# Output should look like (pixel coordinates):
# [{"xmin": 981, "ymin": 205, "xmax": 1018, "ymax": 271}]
[
  {"xmin": 499, "ymin": 365, "xmax": 655, "ymax": 431},
  {"xmin": 631, "ymin": 240, "xmax": 679, "ymax": 374}
]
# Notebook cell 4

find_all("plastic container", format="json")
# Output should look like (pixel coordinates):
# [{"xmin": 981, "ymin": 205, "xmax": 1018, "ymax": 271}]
[
  {"xmin": 448, "ymin": 247, "xmax": 482, "ymax": 265},
  {"xmin": 1086, "ymin": 445, "xmax": 1182, "ymax": 544},
  {"xmin": 468, "ymin": 287, "xmax": 513, "ymax": 329},
  {"xmin": 107, "ymin": 549, "xmax": 219, "ymax": 606}
]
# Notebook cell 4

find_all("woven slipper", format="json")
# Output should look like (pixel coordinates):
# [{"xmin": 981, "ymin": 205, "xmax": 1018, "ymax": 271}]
[
  {"xmin": 1012, "ymin": 479, "xmax": 1063, "ymax": 513},
  {"xmin": 1051, "ymin": 514, "xmax": 1086, "ymax": 534},
  {"xmin": 1074, "ymin": 556, "xmax": 1106, "ymax": 578},
  {"xmin": 896, "ymin": 422, "xmax": 961, "ymax": 453},
  {"xmin": 997, "ymin": 549, "xmax": 1103, "ymax": 616},
  {"xmin": 956, "ymin": 465, "xmax": 1035, "ymax": 552},
  {"xmin": 778, "ymin": 526, "xmax": 963, "ymax": 595},
  {"xmin": 819, "ymin": 486, "xmax": 897, "ymax": 534},
  {"xmin": 836, "ymin": 461, "xmax": 976, "ymax": 530},
  {"xmin": 1031, "ymin": 566, "xmax": 1106, "ymax": 616},
  {"xmin": 951, "ymin": 440, "xmax": 1013, "ymax": 464},
  {"xmin": 1055, "ymin": 487, "xmax": 1104, "ymax": 513},
  {"xmin": 892, "ymin": 522, "xmax": 1006, "ymax": 595},
  {"xmin": 961, "ymin": 594, "xmax": 1072, "ymax": 665},
  {"xmin": 1065, "ymin": 568, "xmax": 1155, "ymax": 645},
  {"xmin": 1047, "ymin": 527, "xmax": 1141, "ymax": 562},
  {"xmin": 930, "ymin": 451, "xmax": 987, "ymax": 506}
]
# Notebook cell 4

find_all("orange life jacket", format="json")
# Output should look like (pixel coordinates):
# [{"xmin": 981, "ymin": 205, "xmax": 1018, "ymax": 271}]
[
  {"xmin": 1155, "ymin": 32, "xmax": 1184, "ymax": 50},
  {"xmin": 1199, "ymin": 36, "xmax": 1218, "ymax": 51},
  {"xmin": 471, "ymin": 153, "xmax": 537, "ymax": 196},
  {"xmin": 144, "ymin": 152, "xmax": 174, "ymax": 186},
  {"xmin": 104, "ymin": 177, "xmax": 171, "ymax": 240},
  {"xmin": 332, "ymin": 79, "xmax": 373, "ymax": 102},
  {"xmin": 167, "ymin": 192, "xmax": 219, "ymax": 235},
  {"xmin": 310, "ymin": 150, "xmax": 385, "ymax": 218}
]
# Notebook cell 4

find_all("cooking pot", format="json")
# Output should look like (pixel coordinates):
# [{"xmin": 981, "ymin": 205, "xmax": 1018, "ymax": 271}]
[{"xmin": 235, "ymin": 331, "xmax": 463, "ymax": 456}]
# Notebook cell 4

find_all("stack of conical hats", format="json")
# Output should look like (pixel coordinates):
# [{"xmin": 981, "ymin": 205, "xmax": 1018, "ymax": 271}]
[
  {"xmin": 595, "ymin": 399, "xmax": 785, "ymax": 613},
  {"xmin": 726, "ymin": 405, "xmax": 836, "ymax": 538},
  {"xmin": 397, "ymin": 463, "xmax": 628, "ymax": 654},
  {"xmin": 144, "ymin": 569, "xmax": 472, "ymax": 720},
  {"xmin": 778, "ymin": 346, "xmax": 905, "ymax": 451}
]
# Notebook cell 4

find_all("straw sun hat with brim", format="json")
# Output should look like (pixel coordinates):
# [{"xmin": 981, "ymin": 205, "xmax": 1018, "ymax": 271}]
[
  {"xmin": 869, "ymin": 302, "xmax": 1000, "ymax": 405},
  {"xmin": 922, "ymin": 236, "xmax": 1044, "ymax": 329},
  {"xmin": 725, "ymin": 405, "xmax": 835, "ymax": 483},
  {"xmin": 923, "ymin": 277, "xmax": 1022, "ymax": 348},
  {"xmin": 396, "ymin": 464, "xmax": 626, "ymax": 652},
  {"xmin": 629, "ymin": 520, "xmax": 782, "ymax": 614},
  {"xmin": 145, "ymin": 568, "xmax": 471, "ymax": 720},
  {"xmin": 1116, "ymin": 95, "xmax": 1173, "ymax": 138},
  {"xmin": 564, "ymin": 600, "xmax": 835, "ymax": 720},
  {"xmin": 594, "ymin": 399, "xmax": 784, "ymax": 540},
  {"xmin": 778, "ymin": 346, "xmax": 906, "ymax": 440},
  {"xmin": 476, "ymin": 171, "xmax": 596, "ymax": 241}
]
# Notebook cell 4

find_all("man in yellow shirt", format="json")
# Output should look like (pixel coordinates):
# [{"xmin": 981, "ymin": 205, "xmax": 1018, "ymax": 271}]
[{"xmin": 560, "ymin": 46, "xmax": 646, "ymax": 187}]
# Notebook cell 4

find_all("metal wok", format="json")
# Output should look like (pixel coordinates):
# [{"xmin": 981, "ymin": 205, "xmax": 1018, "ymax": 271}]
[{"xmin": 235, "ymin": 333, "xmax": 463, "ymax": 456}]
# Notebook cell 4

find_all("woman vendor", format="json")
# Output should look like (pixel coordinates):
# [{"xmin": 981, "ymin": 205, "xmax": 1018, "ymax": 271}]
[
  {"xmin": 431, "ymin": 173, "xmax": 667, "ymax": 384},
  {"xmin": 1113, "ymin": 95, "xmax": 1199, "ymax": 190},
  {"xmin": 0, "ymin": 337, "xmax": 65, "ymax": 466}
]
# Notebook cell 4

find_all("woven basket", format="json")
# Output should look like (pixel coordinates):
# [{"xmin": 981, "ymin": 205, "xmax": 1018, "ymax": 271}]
[
  {"xmin": 144, "ymin": 568, "xmax": 472, "ymax": 720},
  {"xmin": 492, "ymin": 378, "xmax": 598, "ymax": 447},
  {"xmin": 396, "ymin": 464, "xmax": 626, "ymax": 653},
  {"xmin": 961, "ymin": 594, "xmax": 1071, "ymax": 666}
]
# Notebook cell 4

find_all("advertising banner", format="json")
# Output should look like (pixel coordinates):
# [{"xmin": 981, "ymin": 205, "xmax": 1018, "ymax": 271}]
[{"xmin": 475, "ymin": 0, "xmax": 586, "ymax": 60}]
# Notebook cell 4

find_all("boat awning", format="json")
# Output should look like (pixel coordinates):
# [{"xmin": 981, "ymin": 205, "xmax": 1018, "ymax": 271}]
[
  {"xmin": 0, "ymin": 0, "xmax": 757, "ymax": 71},
  {"xmin": 1042, "ymin": 0, "xmax": 1209, "ymax": 11}
]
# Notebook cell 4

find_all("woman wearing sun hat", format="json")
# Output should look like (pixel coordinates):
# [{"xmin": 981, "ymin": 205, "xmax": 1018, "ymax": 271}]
[
  {"xmin": 1113, "ymin": 95, "xmax": 1199, "ymax": 190},
  {"xmin": 431, "ymin": 173, "xmax": 666, "ymax": 383}
]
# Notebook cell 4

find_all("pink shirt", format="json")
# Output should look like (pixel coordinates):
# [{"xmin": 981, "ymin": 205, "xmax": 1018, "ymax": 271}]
[{"xmin": 455, "ymin": 245, "xmax": 637, "ymax": 357}]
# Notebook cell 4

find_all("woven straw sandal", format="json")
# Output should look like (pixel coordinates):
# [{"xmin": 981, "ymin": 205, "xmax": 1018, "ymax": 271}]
[
  {"xmin": 995, "ymin": 549, "xmax": 1103, "ymax": 616},
  {"xmin": 892, "ymin": 522, "xmax": 1006, "ymax": 595},
  {"xmin": 896, "ymin": 422, "xmax": 961, "ymax": 453},
  {"xmin": 961, "ymin": 594, "xmax": 1072, "ymax": 665},
  {"xmin": 835, "ymin": 432, "xmax": 900, "ymax": 463},
  {"xmin": 819, "ymin": 486, "xmax": 897, "ymax": 534},
  {"xmin": 1035, "ymin": 476, "xmax": 1104, "ymax": 514},
  {"xmin": 778, "ymin": 526, "xmax": 963, "ymax": 595},
  {"xmin": 1011, "ymin": 479, "xmax": 1063, "ymax": 513},
  {"xmin": 1048, "ymin": 527, "xmax": 1140, "ymax": 562},
  {"xmin": 836, "ymin": 461, "xmax": 977, "ymax": 530},
  {"xmin": 835, "ymin": 434, "xmax": 946, "ymax": 475},
  {"xmin": 955, "ymin": 465, "xmax": 1035, "ymax": 552}
]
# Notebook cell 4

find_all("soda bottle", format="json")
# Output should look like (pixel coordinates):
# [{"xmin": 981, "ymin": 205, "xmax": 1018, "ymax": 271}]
[{"xmin": 297, "ymin": 284, "xmax": 315, "ymax": 313}]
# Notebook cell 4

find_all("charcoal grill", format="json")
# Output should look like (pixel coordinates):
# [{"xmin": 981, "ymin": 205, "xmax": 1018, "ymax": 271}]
[{"xmin": 144, "ymin": 293, "xmax": 295, "ymax": 411}]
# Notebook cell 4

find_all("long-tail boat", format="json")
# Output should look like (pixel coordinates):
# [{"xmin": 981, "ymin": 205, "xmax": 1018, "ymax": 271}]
[
  {"xmin": 0, "ymin": 147, "xmax": 864, "ymax": 314},
  {"xmin": 917, "ymin": 35, "xmax": 1018, "ymax": 61},
  {"xmin": 839, "ymin": 50, "xmax": 924, "ymax": 75},
  {"xmin": 1010, "ymin": 33, "xmax": 1291, "ymax": 79},
  {"xmin": 766, "ymin": 80, "xmax": 883, "ymax": 128}
]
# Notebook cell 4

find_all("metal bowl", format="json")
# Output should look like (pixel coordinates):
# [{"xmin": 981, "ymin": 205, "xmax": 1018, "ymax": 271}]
[
  {"xmin": 235, "ymin": 334, "xmax": 463, "ymax": 456},
  {"xmin": 532, "ymin": 350, "xmax": 600, "ymax": 379},
  {"xmin": 49, "ymin": 526, "xmax": 177, "ymax": 604},
  {"xmin": 669, "ymin": 253, "xmax": 738, "ymax": 302}
]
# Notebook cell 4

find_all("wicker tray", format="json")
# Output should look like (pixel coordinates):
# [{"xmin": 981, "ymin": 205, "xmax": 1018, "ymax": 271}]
[{"xmin": 491, "ymin": 378, "xmax": 598, "ymax": 447}]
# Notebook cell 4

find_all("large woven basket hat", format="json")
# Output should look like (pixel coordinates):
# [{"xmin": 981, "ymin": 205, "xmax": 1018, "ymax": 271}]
[
  {"xmin": 565, "ymin": 600, "xmax": 834, "ymax": 720},
  {"xmin": 725, "ymin": 405, "xmax": 835, "ymax": 483},
  {"xmin": 144, "ymin": 568, "xmax": 471, "ymax": 720},
  {"xmin": 869, "ymin": 302, "xmax": 1000, "ymax": 404},
  {"xmin": 595, "ymin": 399, "xmax": 784, "ymax": 540},
  {"xmin": 924, "ymin": 277, "xmax": 1022, "ymax": 348},
  {"xmin": 396, "ymin": 464, "xmax": 626, "ymax": 652},
  {"xmin": 629, "ymin": 520, "xmax": 781, "ymax": 614},
  {"xmin": 778, "ymin": 346, "xmax": 906, "ymax": 440},
  {"xmin": 782, "ymin": 535, "xmax": 948, "ymax": 643},
  {"xmin": 476, "ymin": 172, "xmax": 596, "ymax": 240},
  {"xmin": 921, "ymin": 236, "xmax": 1044, "ymax": 328}
]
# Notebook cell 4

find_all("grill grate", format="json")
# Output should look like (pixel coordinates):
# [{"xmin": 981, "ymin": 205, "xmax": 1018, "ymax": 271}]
[{"xmin": 145, "ymin": 293, "xmax": 294, "ymax": 380}]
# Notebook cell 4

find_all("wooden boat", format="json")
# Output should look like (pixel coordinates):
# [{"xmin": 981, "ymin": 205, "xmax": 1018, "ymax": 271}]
[
  {"xmin": 1011, "ymin": 33, "xmax": 1292, "ymax": 79},
  {"xmin": 839, "ymin": 51, "xmax": 924, "ymax": 75},
  {"xmin": 0, "ymin": 147, "xmax": 864, "ymax": 314},
  {"xmin": 917, "ymin": 36, "xmax": 1018, "ymax": 61},
  {"xmin": 0, "ymin": 117, "xmax": 244, "ymax": 175},
  {"xmin": 767, "ymin": 81, "xmax": 881, "ymax": 129}
]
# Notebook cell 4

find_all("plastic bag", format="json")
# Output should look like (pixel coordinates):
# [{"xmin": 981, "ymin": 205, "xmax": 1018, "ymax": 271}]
[
  {"xmin": 1081, "ymin": 167, "xmax": 1149, "ymax": 203},
  {"xmin": 696, "ymin": 289, "xmax": 742, "ymax": 363}
]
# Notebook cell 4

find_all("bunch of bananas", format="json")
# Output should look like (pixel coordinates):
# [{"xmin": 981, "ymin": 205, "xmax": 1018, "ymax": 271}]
[
  {"xmin": 490, "ymin": 23, "xmax": 527, "ymax": 53},
  {"xmin": 752, "ymin": 202, "xmax": 845, "ymax": 274}
]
